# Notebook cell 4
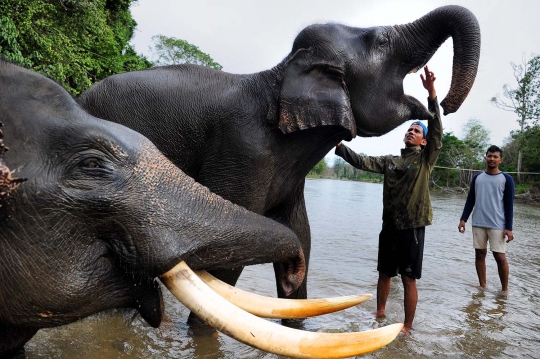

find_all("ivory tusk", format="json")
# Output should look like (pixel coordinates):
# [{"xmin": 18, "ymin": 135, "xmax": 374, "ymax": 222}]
[
  {"xmin": 161, "ymin": 261, "xmax": 403, "ymax": 359},
  {"xmin": 194, "ymin": 269, "xmax": 372, "ymax": 318}
]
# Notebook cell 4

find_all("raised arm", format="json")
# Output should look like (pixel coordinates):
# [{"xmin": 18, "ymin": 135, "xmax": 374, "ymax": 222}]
[{"xmin": 421, "ymin": 66, "xmax": 443, "ymax": 165}]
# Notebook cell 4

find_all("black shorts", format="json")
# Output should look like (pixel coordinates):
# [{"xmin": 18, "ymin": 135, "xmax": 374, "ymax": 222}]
[{"xmin": 377, "ymin": 226, "xmax": 425, "ymax": 279}]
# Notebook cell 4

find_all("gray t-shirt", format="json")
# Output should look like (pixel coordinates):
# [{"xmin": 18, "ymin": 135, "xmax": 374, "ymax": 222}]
[{"xmin": 460, "ymin": 171, "xmax": 515, "ymax": 231}]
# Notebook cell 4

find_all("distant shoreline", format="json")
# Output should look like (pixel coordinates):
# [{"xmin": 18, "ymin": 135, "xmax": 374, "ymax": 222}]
[{"xmin": 306, "ymin": 177, "xmax": 540, "ymax": 205}]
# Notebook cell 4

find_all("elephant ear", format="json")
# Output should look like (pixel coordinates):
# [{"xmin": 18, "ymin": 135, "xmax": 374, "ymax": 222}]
[
  {"xmin": 275, "ymin": 49, "xmax": 356, "ymax": 137},
  {"xmin": 0, "ymin": 123, "xmax": 27, "ymax": 211}
]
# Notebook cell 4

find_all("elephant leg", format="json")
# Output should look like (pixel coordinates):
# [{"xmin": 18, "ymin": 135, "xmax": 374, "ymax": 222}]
[
  {"xmin": 187, "ymin": 267, "xmax": 244, "ymax": 325},
  {"xmin": 267, "ymin": 180, "xmax": 311, "ymax": 302}
]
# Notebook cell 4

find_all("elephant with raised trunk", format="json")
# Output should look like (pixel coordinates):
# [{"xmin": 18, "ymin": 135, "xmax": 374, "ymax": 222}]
[{"xmin": 80, "ymin": 5, "xmax": 480, "ymax": 309}]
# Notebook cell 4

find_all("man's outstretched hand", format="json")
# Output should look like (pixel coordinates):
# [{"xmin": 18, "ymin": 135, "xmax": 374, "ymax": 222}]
[{"xmin": 420, "ymin": 66, "xmax": 437, "ymax": 100}]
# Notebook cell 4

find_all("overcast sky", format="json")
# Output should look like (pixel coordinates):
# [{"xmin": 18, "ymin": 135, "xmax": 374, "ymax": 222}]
[{"xmin": 129, "ymin": 0, "xmax": 540, "ymax": 163}]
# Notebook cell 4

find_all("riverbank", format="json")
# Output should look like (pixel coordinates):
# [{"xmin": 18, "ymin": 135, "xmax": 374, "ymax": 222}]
[{"xmin": 514, "ymin": 183, "xmax": 540, "ymax": 204}]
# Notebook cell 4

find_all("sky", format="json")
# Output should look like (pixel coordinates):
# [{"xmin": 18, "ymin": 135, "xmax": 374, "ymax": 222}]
[{"xmin": 129, "ymin": 0, "xmax": 540, "ymax": 164}]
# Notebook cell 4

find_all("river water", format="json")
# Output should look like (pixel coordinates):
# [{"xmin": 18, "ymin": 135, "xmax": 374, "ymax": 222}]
[{"xmin": 26, "ymin": 179, "xmax": 540, "ymax": 358}]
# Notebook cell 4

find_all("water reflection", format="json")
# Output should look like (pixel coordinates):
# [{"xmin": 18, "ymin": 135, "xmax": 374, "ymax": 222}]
[
  {"xmin": 457, "ymin": 290, "xmax": 508, "ymax": 357},
  {"xmin": 25, "ymin": 179, "xmax": 540, "ymax": 358}
]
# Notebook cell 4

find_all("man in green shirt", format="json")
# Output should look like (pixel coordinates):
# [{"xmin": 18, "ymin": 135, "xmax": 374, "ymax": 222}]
[{"xmin": 335, "ymin": 66, "xmax": 442, "ymax": 335}]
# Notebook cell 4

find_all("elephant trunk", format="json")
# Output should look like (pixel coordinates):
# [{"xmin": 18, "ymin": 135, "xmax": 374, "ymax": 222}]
[
  {"xmin": 125, "ymin": 149, "xmax": 306, "ymax": 295},
  {"xmin": 181, "ymin": 200, "xmax": 307, "ymax": 296},
  {"xmin": 394, "ymin": 5, "xmax": 481, "ymax": 115}
]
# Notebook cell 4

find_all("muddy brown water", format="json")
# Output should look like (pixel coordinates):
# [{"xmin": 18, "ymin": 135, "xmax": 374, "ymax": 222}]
[{"xmin": 26, "ymin": 179, "xmax": 540, "ymax": 358}]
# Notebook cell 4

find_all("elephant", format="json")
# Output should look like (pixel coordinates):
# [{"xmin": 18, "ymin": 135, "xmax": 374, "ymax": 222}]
[
  {"xmin": 0, "ymin": 60, "xmax": 311, "ymax": 358},
  {"xmin": 79, "ymin": 5, "xmax": 481, "ymax": 310},
  {"xmin": 1, "ymin": 60, "xmax": 406, "ymax": 359}
]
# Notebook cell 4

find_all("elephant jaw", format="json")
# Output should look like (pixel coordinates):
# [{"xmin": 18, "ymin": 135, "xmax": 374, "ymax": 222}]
[
  {"xmin": 161, "ymin": 261, "xmax": 403, "ymax": 358},
  {"xmin": 352, "ymin": 94, "xmax": 433, "ymax": 138}
]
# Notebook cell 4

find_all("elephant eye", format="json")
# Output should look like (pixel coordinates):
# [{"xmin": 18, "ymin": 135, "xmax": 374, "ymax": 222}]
[
  {"xmin": 79, "ymin": 157, "xmax": 112, "ymax": 173},
  {"xmin": 84, "ymin": 160, "xmax": 100, "ymax": 168}
]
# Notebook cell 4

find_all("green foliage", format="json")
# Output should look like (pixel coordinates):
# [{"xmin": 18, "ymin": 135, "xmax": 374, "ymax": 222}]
[
  {"xmin": 437, "ymin": 132, "xmax": 465, "ymax": 167},
  {"xmin": 506, "ymin": 126, "xmax": 540, "ymax": 174},
  {"xmin": 0, "ymin": 16, "xmax": 31, "ymax": 66},
  {"xmin": 307, "ymin": 159, "xmax": 328, "ymax": 178},
  {"xmin": 432, "ymin": 121, "xmax": 491, "ymax": 190},
  {"xmin": 0, "ymin": 0, "xmax": 152, "ymax": 95},
  {"xmin": 499, "ymin": 136, "xmax": 519, "ymax": 173},
  {"xmin": 432, "ymin": 132, "xmax": 465, "ymax": 188},
  {"xmin": 150, "ymin": 34, "xmax": 222, "ymax": 70},
  {"xmin": 514, "ymin": 183, "xmax": 532, "ymax": 195}
]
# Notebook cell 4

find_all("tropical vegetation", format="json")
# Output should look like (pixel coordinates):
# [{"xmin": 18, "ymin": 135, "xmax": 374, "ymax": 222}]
[{"xmin": 0, "ymin": 0, "xmax": 221, "ymax": 95}]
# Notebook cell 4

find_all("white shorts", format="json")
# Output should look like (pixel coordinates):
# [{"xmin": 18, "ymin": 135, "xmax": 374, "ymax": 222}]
[{"xmin": 472, "ymin": 226, "xmax": 506, "ymax": 253}]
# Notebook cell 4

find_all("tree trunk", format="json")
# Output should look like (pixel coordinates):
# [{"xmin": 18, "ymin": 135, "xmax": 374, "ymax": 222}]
[{"xmin": 517, "ymin": 150, "xmax": 522, "ymax": 183}]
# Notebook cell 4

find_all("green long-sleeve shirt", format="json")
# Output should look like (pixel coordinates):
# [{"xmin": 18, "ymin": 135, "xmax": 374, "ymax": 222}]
[{"xmin": 335, "ymin": 97, "xmax": 443, "ymax": 230}]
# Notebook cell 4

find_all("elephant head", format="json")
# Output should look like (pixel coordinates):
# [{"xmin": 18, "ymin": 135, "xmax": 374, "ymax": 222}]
[
  {"xmin": 275, "ymin": 5, "xmax": 480, "ymax": 138},
  {"xmin": 0, "ymin": 60, "xmax": 307, "ymax": 356}
]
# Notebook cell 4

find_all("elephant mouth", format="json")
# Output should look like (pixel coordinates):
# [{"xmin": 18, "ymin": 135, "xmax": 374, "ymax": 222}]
[
  {"xmin": 158, "ymin": 261, "xmax": 404, "ymax": 358},
  {"xmin": 134, "ymin": 278, "xmax": 164, "ymax": 328}
]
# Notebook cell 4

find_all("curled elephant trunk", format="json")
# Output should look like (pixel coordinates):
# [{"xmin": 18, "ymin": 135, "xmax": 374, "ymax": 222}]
[
  {"xmin": 394, "ymin": 5, "xmax": 481, "ymax": 115},
  {"xmin": 162, "ymin": 261, "xmax": 402, "ymax": 358}
]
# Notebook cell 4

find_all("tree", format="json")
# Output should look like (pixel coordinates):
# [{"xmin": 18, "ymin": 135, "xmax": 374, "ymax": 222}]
[
  {"xmin": 462, "ymin": 119, "xmax": 491, "ymax": 161},
  {"xmin": 307, "ymin": 158, "xmax": 328, "ymax": 177},
  {"xmin": 460, "ymin": 119, "xmax": 491, "ymax": 186},
  {"xmin": 500, "ymin": 135, "xmax": 519, "ymax": 173},
  {"xmin": 491, "ymin": 54, "xmax": 540, "ymax": 181},
  {"xmin": 330, "ymin": 155, "xmax": 383, "ymax": 182},
  {"xmin": 509, "ymin": 126, "xmax": 540, "ymax": 174},
  {"xmin": 150, "ymin": 34, "xmax": 222, "ymax": 70},
  {"xmin": 0, "ymin": 0, "xmax": 152, "ymax": 95},
  {"xmin": 433, "ymin": 132, "xmax": 465, "ymax": 189},
  {"xmin": 518, "ymin": 126, "xmax": 540, "ymax": 174}
]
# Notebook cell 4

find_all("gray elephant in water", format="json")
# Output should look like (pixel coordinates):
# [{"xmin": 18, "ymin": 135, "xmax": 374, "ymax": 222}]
[
  {"xmin": 79, "ymin": 5, "xmax": 480, "ymax": 308},
  {"xmin": 0, "ymin": 60, "xmax": 310, "ymax": 358}
]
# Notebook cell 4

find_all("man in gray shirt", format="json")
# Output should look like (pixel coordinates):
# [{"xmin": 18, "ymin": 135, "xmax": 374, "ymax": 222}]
[{"xmin": 458, "ymin": 145, "xmax": 515, "ymax": 292}]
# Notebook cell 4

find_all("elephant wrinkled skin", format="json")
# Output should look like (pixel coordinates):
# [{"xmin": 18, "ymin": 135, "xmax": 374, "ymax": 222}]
[
  {"xmin": 0, "ymin": 60, "xmax": 307, "ymax": 358},
  {"xmin": 80, "ymin": 5, "xmax": 480, "ymax": 310}
]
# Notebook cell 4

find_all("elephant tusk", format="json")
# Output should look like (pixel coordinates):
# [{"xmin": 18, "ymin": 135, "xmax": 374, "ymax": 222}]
[
  {"xmin": 194, "ymin": 269, "xmax": 372, "ymax": 318},
  {"xmin": 161, "ymin": 261, "xmax": 403, "ymax": 359}
]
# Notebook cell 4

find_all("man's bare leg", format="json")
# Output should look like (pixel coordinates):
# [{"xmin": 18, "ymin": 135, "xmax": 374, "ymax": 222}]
[
  {"xmin": 375, "ymin": 272, "xmax": 391, "ymax": 317},
  {"xmin": 475, "ymin": 248, "xmax": 488, "ymax": 288},
  {"xmin": 401, "ymin": 275, "xmax": 417, "ymax": 335},
  {"xmin": 493, "ymin": 252, "xmax": 509, "ymax": 292}
]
